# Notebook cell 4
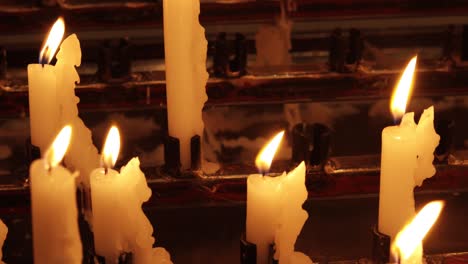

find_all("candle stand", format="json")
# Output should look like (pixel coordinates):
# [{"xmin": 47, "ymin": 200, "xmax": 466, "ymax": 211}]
[
  {"xmin": 371, "ymin": 226, "xmax": 391, "ymax": 264},
  {"xmin": 240, "ymin": 233, "xmax": 278, "ymax": 264},
  {"xmin": 0, "ymin": 1, "xmax": 468, "ymax": 263},
  {"xmin": 163, "ymin": 135, "xmax": 202, "ymax": 176},
  {"xmin": 291, "ymin": 123, "xmax": 331, "ymax": 168}
]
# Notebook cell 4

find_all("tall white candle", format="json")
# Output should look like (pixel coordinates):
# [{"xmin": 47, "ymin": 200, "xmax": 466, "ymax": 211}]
[
  {"xmin": 163, "ymin": 0, "xmax": 208, "ymax": 170},
  {"xmin": 378, "ymin": 57, "xmax": 440, "ymax": 263},
  {"xmin": 91, "ymin": 127, "xmax": 172, "ymax": 264},
  {"xmin": 30, "ymin": 126, "xmax": 82, "ymax": 264},
  {"xmin": 247, "ymin": 132, "xmax": 311, "ymax": 264},
  {"xmin": 28, "ymin": 18, "xmax": 64, "ymax": 152}
]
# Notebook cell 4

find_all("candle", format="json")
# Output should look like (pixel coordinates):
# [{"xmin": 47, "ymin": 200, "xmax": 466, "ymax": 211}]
[
  {"xmin": 163, "ymin": 0, "xmax": 208, "ymax": 170},
  {"xmin": 0, "ymin": 219, "xmax": 7, "ymax": 262},
  {"xmin": 30, "ymin": 125, "xmax": 82, "ymax": 264},
  {"xmin": 28, "ymin": 18, "xmax": 64, "ymax": 151},
  {"xmin": 392, "ymin": 201, "xmax": 444, "ymax": 264},
  {"xmin": 274, "ymin": 161, "xmax": 310, "ymax": 264},
  {"xmin": 91, "ymin": 127, "xmax": 172, "ymax": 264},
  {"xmin": 247, "ymin": 131, "xmax": 311, "ymax": 264},
  {"xmin": 28, "ymin": 18, "xmax": 99, "ymax": 187},
  {"xmin": 378, "ymin": 56, "xmax": 440, "ymax": 249}
]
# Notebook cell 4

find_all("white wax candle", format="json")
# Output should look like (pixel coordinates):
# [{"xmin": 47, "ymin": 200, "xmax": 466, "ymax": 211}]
[
  {"xmin": 90, "ymin": 167, "xmax": 123, "ymax": 263},
  {"xmin": 30, "ymin": 126, "xmax": 82, "ymax": 264},
  {"xmin": 163, "ymin": 0, "xmax": 208, "ymax": 170},
  {"xmin": 91, "ymin": 127, "xmax": 172, "ymax": 264},
  {"xmin": 28, "ymin": 18, "xmax": 64, "ymax": 154},
  {"xmin": 247, "ymin": 173, "xmax": 283, "ymax": 264},
  {"xmin": 378, "ymin": 57, "xmax": 440, "ymax": 264},
  {"xmin": 246, "ymin": 132, "xmax": 311, "ymax": 264},
  {"xmin": 28, "ymin": 64, "xmax": 59, "ymax": 151},
  {"xmin": 247, "ymin": 162, "xmax": 311, "ymax": 264},
  {"xmin": 274, "ymin": 162, "xmax": 310, "ymax": 264}
]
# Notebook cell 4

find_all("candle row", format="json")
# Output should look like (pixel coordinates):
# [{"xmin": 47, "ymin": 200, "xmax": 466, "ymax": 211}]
[
  {"xmin": 24, "ymin": 7, "xmax": 442, "ymax": 264},
  {"xmin": 244, "ymin": 56, "xmax": 442, "ymax": 264},
  {"xmin": 31, "ymin": 125, "xmax": 172, "ymax": 264}
]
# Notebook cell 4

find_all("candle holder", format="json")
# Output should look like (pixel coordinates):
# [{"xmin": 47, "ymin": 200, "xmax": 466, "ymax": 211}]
[
  {"xmin": 213, "ymin": 32, "xmax": 229, "ymax": 78},
  {"xmin": 291, "ymin": 123, "xmax": 331, "ymax": 168},
  {"xmin": 371, "ymin": 226, "xmax": 391, "ymax": 264},
  {"xmin": 96, "ymin": 38, "xmax": 132, "ymax": 82},
  {"xmin": 435, "ymin": 119, "xmax": 455, "ymax": 162},
  {"xmin": 240, "ymin": 233, "xmax": 256, "ymax": 264},
  {"xmin": 329, "ymin": 28, "xmax": 346, "ymax": 73},
  {"xmin": 0, "ymin": 46, "xmax": 6, "ymax": 79},
  {"xmin": 240, "ymin": 233, "xmax": 278, "ymax": 264},
  {"xmin": 191, "ymin": 135, "xmax": 201, "ymax": 171},
  {"xmin": 163, "ymin": 136, "xmax": 181, "ymax": 176},
  {"xmin": 212, "ymin": 32, "xmax": 248, "ymax": 78},
  {"xmin": 346, "ymin": 28, "xmax": 364, "ymax": 67},
  {"xmin": 97, "ymin": 40, "xmax": 112, "ymax": 82},
  {"xmin": 94, "ymin": 253, "xmax": 132, "ymax": 264}
]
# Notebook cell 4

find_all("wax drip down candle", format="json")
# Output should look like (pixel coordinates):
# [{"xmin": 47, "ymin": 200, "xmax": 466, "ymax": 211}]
[
  {"xmin": 378, "ymin": 56, "xmax": 441, "ymax": 256},
  {"xmin": 391, "ymin": 201, "xmax": 444, "ymax": 264},
  {"xmin": 91, "ymin": 127, "xmax": 172, "ymax": 264},
  {"xmin": 163, "ymin": 0, "xmax": 209, "ymax": 171},
  {"xmin": 55, "ymin": 33, "xmax": 100, "ymax": 188},
  {"xmin": 30, "ymin": 125, "xmax": 83, "ymax": 264},
  {"xmin": 246, "ymin": 131, "xmax": 312, "ymax": 264}
]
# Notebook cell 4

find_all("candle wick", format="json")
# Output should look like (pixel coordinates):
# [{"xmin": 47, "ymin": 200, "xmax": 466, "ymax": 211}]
[
  {"xmin": 47, "ymin": 163, "xmax": 52, "ymax": 174},
  {"xmin": 40, "ymin": 46, "xmax": 49, "ymax": 66},
  {"xmin": 104, "ymin": 167, "xmax": 108, "ymax": 175}
]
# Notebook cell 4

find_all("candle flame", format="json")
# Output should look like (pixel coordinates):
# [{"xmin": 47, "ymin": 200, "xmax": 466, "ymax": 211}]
[
  {"xmin": 392, "ymin": 200, "xmax": 444, "ymax": 261},
  {"xmin": 102, "ymin": 126, "xmax": 120, "ymax": 169},
  {"xmin": 255, "ymin": 131, "xmax": 284, "ymax": 174},
  {"xmin": 390, "ymin": 56, "xmax": 417, "ymax": 122},
  {"xmin": 39, "ymin": 17, "xmax": 65, "ymax": 64},
  {"xmin": 44, "ymin": 125, "xmax": 72, "ymax": 169}
]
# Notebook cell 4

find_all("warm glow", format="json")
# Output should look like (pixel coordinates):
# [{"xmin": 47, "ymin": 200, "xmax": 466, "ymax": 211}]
[
  {"xmin": 44, "ymin": 125, "xmax": 72, "ymax": 169},
  {"xmin": 390, "ymin": 56, "xmax": 417, "ymax": 121},
  {"xmin": 255, "ymin": 131, "xmax": 285, "ymax": 174},
  {"xmin": 102, "ymin": 126, "xmax": 120, "ymax": 169},
  {"xmin": 392, "ymin": 200, "xmax": 444, "ymax": 261},
  {"xmin": 39, "ymin": 17, "xmax": 65, "ymax": 64}
]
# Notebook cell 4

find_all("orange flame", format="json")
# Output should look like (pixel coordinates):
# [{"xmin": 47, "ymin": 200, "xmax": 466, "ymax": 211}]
[
  {"xmin": 39, "ymin": 17, "xmax": 65, "ymax": 64},
  {"xmin": 255, "ymin": 131, "xmax": 284, "ymax": 174},
  {"xmin": 390, "ymin": 56, "xmax": 417, "ymax": 122},
  {"xmin": 101, "ymin": 126, "xmax": 120, "ymax": 169},
  {"xmin": 392, "ymin": 200, "xmax": 444, "ymax": 262},
  {"xmin": 44, "ymin": 125, "xmax": 72, "ymax": 169}
]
